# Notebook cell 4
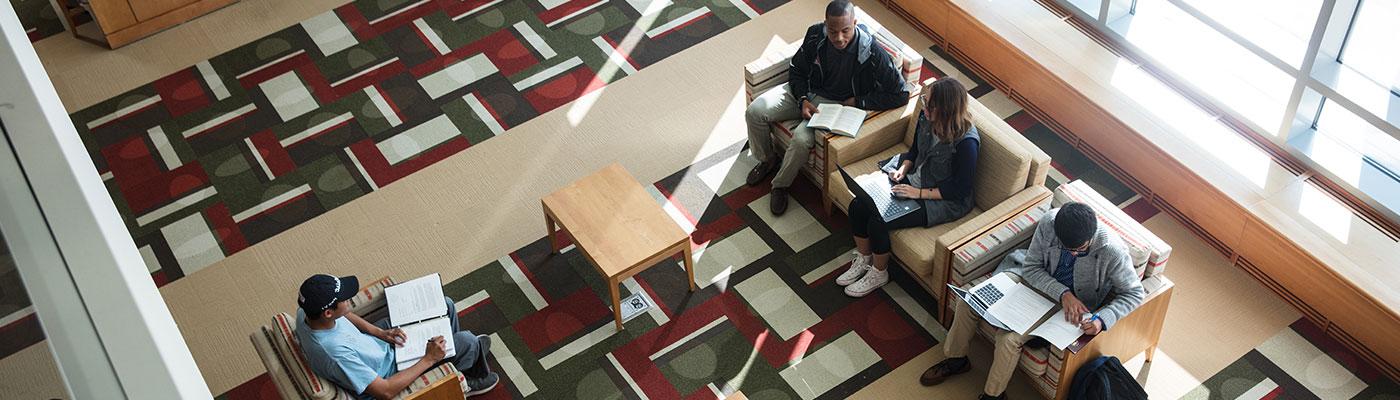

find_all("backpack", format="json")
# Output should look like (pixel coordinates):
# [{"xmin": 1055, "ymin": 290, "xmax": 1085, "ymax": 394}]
[{"xmin": 1068, "ymin": 356, "xmax": 1147, "ymax": 400}]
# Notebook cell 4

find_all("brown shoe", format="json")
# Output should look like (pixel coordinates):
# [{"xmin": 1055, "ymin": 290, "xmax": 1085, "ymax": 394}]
[
  {"xmin": 920, "ymin": 357, "xmax": 971, "ymax": 386},
  {"xmin": 770, "ymin": 188, "xmax": 789, "ymax": 215},
  {"xmin": 746, "ymin": 161, "xmax": 777, "ymax": 186}
]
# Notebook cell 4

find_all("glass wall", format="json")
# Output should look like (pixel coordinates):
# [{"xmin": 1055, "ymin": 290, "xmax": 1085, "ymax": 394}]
[{"xmin": 1051, "ymin": 0, "xmax": 1400, "ymax": 224}]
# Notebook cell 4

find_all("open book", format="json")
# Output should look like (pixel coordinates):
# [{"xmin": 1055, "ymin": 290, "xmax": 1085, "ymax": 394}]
[
  {"xmin": 809, "ymin": 103, "xmax": 867, "ymax": 137},
  {"xmin": 947, "ymin": 274, "xmax": 1087, "ymax": 350},
  {"xmin": 385, "ymin": 274, "xmax": 456, "ymax": 370}
]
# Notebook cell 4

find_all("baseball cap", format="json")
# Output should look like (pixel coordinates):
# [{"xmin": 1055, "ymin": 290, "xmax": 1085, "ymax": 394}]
[{"xmin": 298, "ymin": 274, "xmax": 359, "ymax": 316}]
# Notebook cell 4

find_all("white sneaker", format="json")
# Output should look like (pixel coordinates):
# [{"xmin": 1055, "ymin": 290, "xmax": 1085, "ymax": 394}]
[
  {"xmin": 844, "ymin": 267, "xmax": 889, "ymax": 297},
  {"xmin": 836, "ymin": 253, "xmax": 872, "ymax": 286}
]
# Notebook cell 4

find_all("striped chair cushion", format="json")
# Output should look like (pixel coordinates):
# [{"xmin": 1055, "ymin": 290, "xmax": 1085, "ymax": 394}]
[
  {"xmin": 347, "ymin": 277, "xmax": 396, "ymax": 315},
  {"xmin": 1035, "ymin": 373, "xmax": 1059, "ymax": 397},
  {"xmin": 269, "ymin": 313, "xmax": 349, "ymax": 400},
  {"xmin": 951, "ymin": 197, "xmax": 1053, "ymax": 279},
  {"xmin": 1052, "ymin": 180, "xmax": 1171, "ymax": 278},
  {"xmin": 852, "ymin": 7, "xmax": 923, "ymax": 94},
  {"xmin": 1045, "ymin": 352, "xmax": 1064, "ymax": 383},
  {"xmin": 1020, "ymin": 346, "xmax": 1050, "ymax": 375}
]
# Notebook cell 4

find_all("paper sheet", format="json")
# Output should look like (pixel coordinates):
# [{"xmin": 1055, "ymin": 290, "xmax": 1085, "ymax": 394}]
[
  {"xmin": 978, "ymin": 274, "xmax": 1055, "ymax": 335},
  {"xmin": 385, "ymin": 273, "xmax": 446, "ymax": 327},
  {"xmin": 1029, "ymin": 309, "xmax": 1085, "ymax": 350},
  {"xmin": 394, "ymin": 316, "xmax": 456, "ymax": 370}
]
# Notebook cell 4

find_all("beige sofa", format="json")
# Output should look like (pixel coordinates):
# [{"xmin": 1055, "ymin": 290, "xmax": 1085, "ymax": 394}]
[
  {"xmin": 742, "ymin": 6, "xmax": 924, "ymax": 213},
  {"xmin": 249, "ymin": 276, "xmax": 468, "ymax": 400},
  {"xmin": 964, "ymin": 180, "xmax": 1175, "ymax": 399},
  {"xmin": 826, "ymin": 79, "xmax": 1053, "ymax": 321}
]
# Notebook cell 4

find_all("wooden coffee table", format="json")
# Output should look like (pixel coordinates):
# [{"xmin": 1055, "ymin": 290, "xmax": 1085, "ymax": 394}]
[{"xmin": 541, "ymin": 163, "xmax": 695, "ymax": 330}]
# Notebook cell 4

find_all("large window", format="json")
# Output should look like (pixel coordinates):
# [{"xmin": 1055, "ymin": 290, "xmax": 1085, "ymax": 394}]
[{"xmin": 1049, "ymin": 0, "xmax": 1400, "ymax": 226}]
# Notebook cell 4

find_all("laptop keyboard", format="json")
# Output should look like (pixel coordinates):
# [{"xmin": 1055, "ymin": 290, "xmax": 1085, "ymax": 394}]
[
  {"xmin": 974, "ymin": 284, "xmax": 1005, "ymax": 305},
  {"xmin": 872, "ymin": 192, "xmax": 898, "ymax": 219}
]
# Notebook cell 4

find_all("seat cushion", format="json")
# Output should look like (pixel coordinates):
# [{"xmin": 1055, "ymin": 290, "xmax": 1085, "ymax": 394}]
[
  {"xmin": 901, "ymin": 82, "xmax": 1032, "ymax": 211},
  {"xmin": 1020, "ymin": 346, "xmax": 1050, "ymax": 375},
  {"xmin": 852, "ymin": 6, "xmax": 923, "ymax": 94},
  {"xmin": 1052, "ymin": 180, "xmax": 1172, "ymax": 278},
  {"xmin": 967, "ymin": 100, "xmax": 1033, "ymax": 211},
  {"xmin": 828, "ymin": 145, "xmax": 981, "ymax": 280},
  {"xmin": 269, "ymin": 313, "xmax": 350, "ymax": 400},
  {"xmin": 950, "ymin": 196, "xmax": 1053, "ymax": 283}
]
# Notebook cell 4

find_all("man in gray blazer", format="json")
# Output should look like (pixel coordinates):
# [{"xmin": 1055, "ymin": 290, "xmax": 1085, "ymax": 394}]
[{"xmin": 918, "ymin": 202, "xmax": 1145, "ymax": 399}]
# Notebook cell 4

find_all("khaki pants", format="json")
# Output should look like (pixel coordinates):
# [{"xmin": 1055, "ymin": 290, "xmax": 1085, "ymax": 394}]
[
  {"xmin": 943, "ymin": 272, "xmax": 1034, "ymax": 396},
  {"xmin": 744, "ymin": 84, "xmax": 839, "ymax": 189}
]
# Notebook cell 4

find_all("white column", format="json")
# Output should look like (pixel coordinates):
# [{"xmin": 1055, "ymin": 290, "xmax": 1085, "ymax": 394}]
[{"xmin": 0, "ymin": 3, "xmax": 211, "ymax": 399}]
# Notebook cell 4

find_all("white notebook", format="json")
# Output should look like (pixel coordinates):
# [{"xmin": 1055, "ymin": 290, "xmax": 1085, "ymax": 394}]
[
  {"xmin": 809, "ymin": 103, "xmax": 867, "ymax": 137},
  {"xmin": 384, "ymin": 274, "xmax": 456, "ymax": 369}
]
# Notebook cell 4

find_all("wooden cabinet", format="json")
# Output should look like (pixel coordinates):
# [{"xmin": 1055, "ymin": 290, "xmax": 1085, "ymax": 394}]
[{"xmin": 65, "ymin": 0, "xmax": 238, "ymax": 48}]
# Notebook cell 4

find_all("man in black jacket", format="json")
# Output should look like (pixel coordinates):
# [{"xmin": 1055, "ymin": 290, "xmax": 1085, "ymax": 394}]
[{"xmin": 744, "ymin": 0, "xmax": 909, "ymax": 215}]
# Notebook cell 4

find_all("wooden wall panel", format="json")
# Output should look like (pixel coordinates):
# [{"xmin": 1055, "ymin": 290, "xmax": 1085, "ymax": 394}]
[{"xmin": 1237, "ymin": 218, "xmax": 1400, "ymax": 379}]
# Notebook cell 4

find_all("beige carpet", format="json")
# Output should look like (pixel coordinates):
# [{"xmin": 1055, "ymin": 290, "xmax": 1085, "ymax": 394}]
[{"xmin": 11, "ymin": 0, "xmax": 1298, "ymax": 396}]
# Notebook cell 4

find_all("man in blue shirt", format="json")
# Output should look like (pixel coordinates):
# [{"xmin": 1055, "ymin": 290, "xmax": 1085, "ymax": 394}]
[
  {"xmin": 917, "ymin": 203, "xmax": 1145, "ymax": 399},
  {"xmin": 296, "ymin": 274, "xmax": 499, "ymax": 399}
]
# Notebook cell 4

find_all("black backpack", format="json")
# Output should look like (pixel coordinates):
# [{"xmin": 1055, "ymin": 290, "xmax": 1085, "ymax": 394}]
[{"xmin": 1068, "ymin": 356, "xmax": 1148, "ymax": 400}]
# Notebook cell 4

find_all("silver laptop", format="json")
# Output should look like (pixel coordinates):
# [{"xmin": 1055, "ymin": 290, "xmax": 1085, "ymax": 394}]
[{"xmin": 838, "ymin": 166, "xmax": 920, "ymax": 223}]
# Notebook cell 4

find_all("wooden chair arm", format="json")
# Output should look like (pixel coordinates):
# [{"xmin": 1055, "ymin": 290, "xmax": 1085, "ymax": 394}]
[
  {"xmin": 1053, "ymin": 277, "xmax": 1175, "ymax": 400},
  {"xmin": 402, "ymin": 376, "xmax": 463, "ymax": 400}
]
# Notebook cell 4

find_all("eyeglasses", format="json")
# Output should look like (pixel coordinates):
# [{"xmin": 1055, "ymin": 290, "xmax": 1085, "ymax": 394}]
[{"xmin": 1066, "ymin": 242, "xmax": 1091, "ymax": 257}]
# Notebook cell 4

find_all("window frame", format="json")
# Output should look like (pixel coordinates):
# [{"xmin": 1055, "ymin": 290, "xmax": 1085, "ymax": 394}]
[{"xmin": 1042, "ymin": 0, "xmax": 1400, "ymax": 233}]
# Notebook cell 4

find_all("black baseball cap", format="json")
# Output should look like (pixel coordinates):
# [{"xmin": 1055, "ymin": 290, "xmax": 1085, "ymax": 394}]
[{"xmin": 298, "ymin": 274, "xmax": 359, "ymax": 316}]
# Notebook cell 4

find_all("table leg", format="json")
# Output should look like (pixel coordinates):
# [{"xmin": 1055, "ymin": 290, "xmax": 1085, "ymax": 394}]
[
  {"xmin": 544, "ymin": 209, "xmax": 558, "ymax": 254},
  {"xmin": 682, "ymin": 241, "xmax": 696, "ymax": 291},
  {"xmin": 609, "ymin": 279, "xmax": 623, "ymax": 330}
]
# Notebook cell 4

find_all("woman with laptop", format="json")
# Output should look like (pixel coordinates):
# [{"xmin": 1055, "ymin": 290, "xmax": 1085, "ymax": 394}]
[{"xmin": 838, "ymin": 77, "xmax": 980, "ymax": 297}]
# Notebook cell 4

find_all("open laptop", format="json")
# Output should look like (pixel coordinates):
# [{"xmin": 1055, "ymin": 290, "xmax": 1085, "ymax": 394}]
[{"xmin": 838, "ymin": 165, "xmax": 920, "ymax": 223}]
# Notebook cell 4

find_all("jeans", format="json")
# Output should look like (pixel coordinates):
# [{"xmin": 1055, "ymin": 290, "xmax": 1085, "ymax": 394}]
[{"xmin": 375, "ymin": 296, "xmax": 492, "ymax": 381}]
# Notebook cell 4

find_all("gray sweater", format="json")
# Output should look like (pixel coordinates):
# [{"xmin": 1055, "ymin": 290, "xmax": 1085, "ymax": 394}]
[{"xmin": 1015, "ymin": 208, "xmax": 1145, "ymax": 330}]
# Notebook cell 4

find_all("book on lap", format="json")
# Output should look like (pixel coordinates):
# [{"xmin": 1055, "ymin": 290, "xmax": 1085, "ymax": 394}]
[
  {"xmin": 810, "ymin": 103, "xmax": 868, "ymax": 137},
  {"xmin": 384, "ymin": 273, "xmax": 456, "ymax": 369}
]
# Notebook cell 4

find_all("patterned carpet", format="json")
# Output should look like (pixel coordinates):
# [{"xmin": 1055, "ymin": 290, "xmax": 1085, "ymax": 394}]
[
  {"xmin": 219, "ymin": 139, "xmax": 946, "ymax": 399},
  {"xmin": 3, "ymin": 0, "xmax": 1397, "ymax": 396},
  {"xmin": 67, "ymin": 0, "xmax": 790, "ymax": 290},
  {"xmin": 1182, "ymin": 318, "xmax": 1400, "ymax": 399},
  {"xmin": 7, "ymin": 0, "xmax": 64, "ymax": 42}
]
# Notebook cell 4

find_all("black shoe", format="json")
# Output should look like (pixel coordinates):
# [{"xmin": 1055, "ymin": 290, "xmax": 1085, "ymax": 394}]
[
  {"xmin": 919, "ymin": 356, "xmax": 971, "ymax": 386},
  {"xmin": 746, "ymin": 161, "xmax": 777, "ymax": 186},
  {"xmin": 977, "ymin": 394, "xmax": 1005, "ymax": 400},
  {"xmin": 770, "ymin": 188, "xmax": 789, "ymax": 215}
]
